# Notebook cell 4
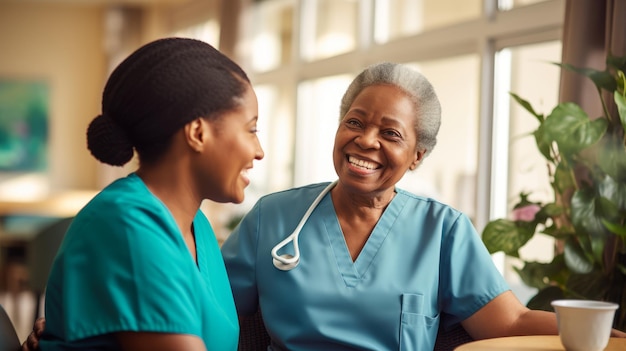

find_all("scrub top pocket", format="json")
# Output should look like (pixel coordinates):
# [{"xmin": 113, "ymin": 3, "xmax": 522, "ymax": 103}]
[{"xmin": 399, "ymin": 293, "xmax": 438, "ymax": 351}]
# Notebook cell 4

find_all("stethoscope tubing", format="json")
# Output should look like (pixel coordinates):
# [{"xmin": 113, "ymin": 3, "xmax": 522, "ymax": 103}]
[{"xmin": 271, "ymin": 180, "xmax": 338, "ymax": 270}]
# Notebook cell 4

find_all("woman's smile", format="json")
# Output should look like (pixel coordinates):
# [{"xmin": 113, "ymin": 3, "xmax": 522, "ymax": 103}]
[{"xmin": 346, "ymin": 155, "xmax": 380, "ymax": 175}]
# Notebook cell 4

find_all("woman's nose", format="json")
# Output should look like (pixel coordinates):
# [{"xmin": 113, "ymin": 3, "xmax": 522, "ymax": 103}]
[
  {"xmin": 354, "ymin": 129, "xmax": 380, "ymax": 149},
  {"xmin": 255, "ymin": 139, "xmax": 265, "ymax": 160}
]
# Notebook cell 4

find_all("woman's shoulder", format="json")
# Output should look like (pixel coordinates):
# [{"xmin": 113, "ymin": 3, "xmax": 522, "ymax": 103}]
[
  {"xmin": 75, "ymin": 174, "xmax": 166, "ymax": 223},
  {"xmin": 242, "ymin": 182, "xmax": 333, "ymax": 219},
  {"xmin": 395, "ymin": 187, "xmax": 465, "ymax": 219},
  {"xmin": 64, "ymin": 174, "xmax": 179, "ymax": 248},
  {"xmin": 258, "ymin": 182, "xmax": 331, "ymax": 204},
  {"xmin": 86, "ymin": 173, "xmax": 154, "ymax": 205}
]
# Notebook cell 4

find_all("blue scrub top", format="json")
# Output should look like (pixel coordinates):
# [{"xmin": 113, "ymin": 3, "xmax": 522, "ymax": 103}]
[
  {"xmin": 222, "ymin": 182, "xmax": 510, "ymax": 351},
  {"xmin": 41, "ymin": 173, "xmax": 239, "ymax": 351}
]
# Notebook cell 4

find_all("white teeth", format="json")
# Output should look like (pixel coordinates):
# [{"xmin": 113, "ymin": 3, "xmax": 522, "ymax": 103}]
[{"xmin": 348, "ymin": 156, "xmax": 376, "ymax": 170}]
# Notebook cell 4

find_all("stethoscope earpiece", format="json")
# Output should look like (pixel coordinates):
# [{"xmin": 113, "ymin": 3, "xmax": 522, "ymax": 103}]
[{"xmin": 271, "ymin": 180, "xmax": 337, "ymax": 271}]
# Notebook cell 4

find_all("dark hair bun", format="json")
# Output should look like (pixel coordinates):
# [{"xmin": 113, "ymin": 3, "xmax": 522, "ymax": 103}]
[
  {"xmin": 86, "ymin": 37, "xmax": 250, "ymax": 166},
  {"xmin": 86, "ymin": 114, "xmax": 134, "ymax": 166}
]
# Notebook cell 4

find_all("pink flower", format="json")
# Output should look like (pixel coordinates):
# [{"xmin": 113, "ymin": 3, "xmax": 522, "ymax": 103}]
[{"xmin": 512, "ymin": 204, "xmax": 541, "ymax": 222}]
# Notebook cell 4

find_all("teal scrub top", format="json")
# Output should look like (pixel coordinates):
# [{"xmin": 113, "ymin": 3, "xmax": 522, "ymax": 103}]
[
  {"xmin": 222, "ymin": 182, "xmax": 510, "ymax": 351},
  {"xmin": 40, "ymin": 173, "xmax": 239, "ymax": 351}
]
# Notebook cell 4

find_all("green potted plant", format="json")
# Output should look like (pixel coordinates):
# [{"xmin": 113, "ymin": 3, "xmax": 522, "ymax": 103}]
[{"xmin": 481, "ymin": 54, "xmax": 626, "ymax": 330}]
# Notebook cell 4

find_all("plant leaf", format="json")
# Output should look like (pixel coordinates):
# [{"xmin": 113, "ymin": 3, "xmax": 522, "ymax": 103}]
[
  {"xmin": 534, "ymin": 202, "xmax": 562, "ymax": 224},
  {"xmin": 615, "ymin": 90, "xmax": 626, "ymax": 134},
  {"xmin": 566, "ymin": 272, "xmax": 609, "ymax": 300},
  {"xmin": 598, "ymin": 174, "xmax": 626, "ymax": 211},
  {"xmin": 556, "ymin": 62, "xmax": 617, "ymax": 92},
  {"xmin": 563, "ymin": 237, "xmax": 595, "ymax": 274},
  {"xmin": 571, "ymin": 187, "xmax": 613, "ymax": 244},
  {"xmin": 527, "ymin": 286, "xmax": 565, "ymax": 311},
  {"xmin": 590, "ymin": 236, "xmax": 606, "ymax": 269},
  {"xmin": 617, "ymin": 70, "xmax": 625, "ymax": 94},
  {"xmin": 601, "ymin": 219, "xmax": 626, "ymax": 240},
  {"xmin": 543, "ymin": 103, "xmax": 607, "ymax": 156},
  {"xmin": 482, "ymin": 219, "xmax": 534, "ymax": 256},
  {"xmin": 553, "ymin": 162, "xmax": 575, "ymax": 195},
  {"xmin": 597, "ymin": 132, "xmax": 626, "ymax": 182},
  {"xmin": 532, "ymin": 123, "xmax": 553, "ymax": 161},
  {"xmin": 606, "ymin": 55, "xmax": 626, "ymax": 73},
  {"xmin": 514, "ymin": 255, "xmax": 568, "ymax": 290},
  {"xmin": 542, "ymin": 223, "xmax": 573, "ymax": 239},
  {"xmin": 510, "ymin": 92, "xmax": 544, "ymax": 122}
]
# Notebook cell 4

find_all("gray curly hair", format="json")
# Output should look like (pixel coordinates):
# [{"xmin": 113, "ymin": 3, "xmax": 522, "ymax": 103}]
[{"xmin": 339, "ymin": 62, "xmax": 441, "ymax": 159}]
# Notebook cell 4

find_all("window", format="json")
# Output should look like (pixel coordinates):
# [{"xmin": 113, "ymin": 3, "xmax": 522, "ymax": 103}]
[
  {"xmin": 399, "ymin": 54, "xmax": 480, "ymax": 218},
  {"xmin": 294, "ymin": 75, "xmax": 352, "ymax": 185},
  {"xmin": 237, "ymin": 0, "xmax": 565, "ymax": 298},
  {"xmin": 498, "ymin": 0, "xmax": 550, "ymax": 11},
  {"xmin": 375, "ymin": 0, "xmax": 482, "ymax": 43},
  {"xmin": 172, "ymin": 21, "xmax": 220, "ymax": 46},
  {"xmin": 300, "ymin": 0, "xmax": 358, "ymax": 61},
  {"xmin": 492, "ymin": 40, "xmax": 562, "ymax": 302},
  {"xmin": 244, "ymin": 0, "xmax": 295, "ymax": 72}
]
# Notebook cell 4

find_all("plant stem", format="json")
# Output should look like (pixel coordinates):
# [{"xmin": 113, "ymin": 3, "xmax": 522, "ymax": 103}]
[{"xmin": 598, "ymin": 86, "xmax": 614, "ymax": 125}]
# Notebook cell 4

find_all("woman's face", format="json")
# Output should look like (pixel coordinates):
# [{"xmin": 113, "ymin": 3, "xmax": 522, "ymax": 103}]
[
  {"xmin": 200, "ymin": 83, "xmax": 264, "ymax": 204},
  {"xmin": 332, "ymin": 84, "xmax": 423, "ymax": 194}
]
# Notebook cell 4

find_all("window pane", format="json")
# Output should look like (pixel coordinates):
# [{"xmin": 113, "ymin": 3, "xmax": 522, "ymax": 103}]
[
  {"xmin": 375, "ymin": 0, "xmax": 481, "ymax": 43},
  {"xmin": 493, "ymin": 40, "xmax": 562, "ymax": 302},
  {"xmin": 498, "ymin": 0, "xmax": 549, "ymax": 11},
  {"xmin": 300, "ymin": 0, "xmax": 358, "ymax": 61},
  {"xmin": 171, "ymin": 21, "xmax": 220, "ymax": 46},
  {"xmin": 294, "ymin": 75, "xmax": 353, "ymax": 185},
  {"xmin": 246, "ymin": 0, "xmax": 294, "ymax": 72},
  {"xmin": 399, "ymin": 54, "xmax": 480, "ymax": 221},
  {"xmin": 252, "ymin": 84, "xmax": 294, "ymax": 193}
]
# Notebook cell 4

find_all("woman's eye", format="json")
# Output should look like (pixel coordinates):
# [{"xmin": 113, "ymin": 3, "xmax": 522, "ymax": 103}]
[
  {"xmin": 345, "ymin": 119, "xmax": 361, "ymax": 127},
  {"xmin": 383, "ymin": 130, "xmax": 401, "ymax": 138}
]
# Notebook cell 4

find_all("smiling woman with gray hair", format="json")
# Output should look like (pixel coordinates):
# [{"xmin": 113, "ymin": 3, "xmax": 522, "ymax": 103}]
[
  {"xmin": 339, "ymin": 62, "xmax": 442, "ymax": 163},
  {"xmin": 221, "ymin": 61, "xmax": 564, "ymax": 350}
]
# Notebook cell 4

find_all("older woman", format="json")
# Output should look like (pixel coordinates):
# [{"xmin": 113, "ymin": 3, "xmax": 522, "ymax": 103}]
[{"xmin": 220, "ymin": 62, "xmax": 559, "ymax": 350}]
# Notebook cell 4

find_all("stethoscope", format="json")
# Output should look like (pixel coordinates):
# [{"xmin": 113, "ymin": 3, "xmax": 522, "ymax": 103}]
[{"xmin": 271, "ymin": 180, "xmax": 338, "ymax": 271}]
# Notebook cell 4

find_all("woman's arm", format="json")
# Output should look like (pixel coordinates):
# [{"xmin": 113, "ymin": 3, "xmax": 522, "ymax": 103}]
[
  {"xmin": 461, "ymin": 291, "xmax": 626, "ymax": 339},
  {"xmin": 461, "ymin": 290, "xmax": 557, "ymax": 339},
  {"xmin": 116, "ymin": 332, "xmax": 207, "ymax": 351},
  {"xmin": 21, "ymin": 319, "xmax": 208, "ymax": 351}
]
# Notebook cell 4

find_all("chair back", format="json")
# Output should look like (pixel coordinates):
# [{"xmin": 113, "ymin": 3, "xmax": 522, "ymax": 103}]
[
  {"xmin": 0, "ymin": 304, "xmax": 21, "ymax": 351},
  {"xmin": 28, "ymin": 217, "xmax": 74, "ymax": 294},
  {"xmin": 238, "ymin": 309, "xmax": 473, "ymax": 351}
]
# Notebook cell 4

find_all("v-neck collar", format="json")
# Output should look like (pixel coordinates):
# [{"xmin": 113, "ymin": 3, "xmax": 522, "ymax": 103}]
[
  {"xmin": 321, "ymin": 190, "xmax": 408, "ymax": 287},
  {"xmin": 129, "ymin": 173, "xmax": 205, "ymax": 273},
  {"xmin": 193, "ymin": 213, "xmax": 207, "ymax": 273}
]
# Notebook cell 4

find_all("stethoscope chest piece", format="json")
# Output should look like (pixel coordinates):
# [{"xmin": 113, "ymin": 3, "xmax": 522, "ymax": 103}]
[
  {"xmin": 270, "ymin": 180, "xmax": 337, "ymax": 272},
  {"xmin": 272, "ymin": 254, "xmax": 299, "ymax": 271}
]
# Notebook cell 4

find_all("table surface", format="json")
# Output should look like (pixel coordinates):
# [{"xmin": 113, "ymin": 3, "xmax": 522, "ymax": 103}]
[{"xmin": 454, "ymin": 335, "xmax": 626, "ymax": 351}]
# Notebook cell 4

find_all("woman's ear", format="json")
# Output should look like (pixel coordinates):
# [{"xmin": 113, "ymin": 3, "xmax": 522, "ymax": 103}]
[
  {"xmin": 410, "ymin": 149, "xmax": 426, "ymax": 170},
  {"xmin": 184, "ymin": 118, "xmax": 207, "ymax": 152}
]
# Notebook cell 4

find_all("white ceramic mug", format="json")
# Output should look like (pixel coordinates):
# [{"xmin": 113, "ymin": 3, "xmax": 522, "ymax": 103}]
[{"xmin": 551, "ymin": 299, "xmax": 618, "ymax": 351}]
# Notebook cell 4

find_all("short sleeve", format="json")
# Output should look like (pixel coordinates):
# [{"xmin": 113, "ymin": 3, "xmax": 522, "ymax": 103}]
[
  {"xmin": 221, "ymin": 201, "xmax": 261, "ymax": 316},
  {"xmin": 46, "ymin": 197, "xmax": 203, "ymax": 341},
  {"xmin": 439, "ymin": 213, "xmax": 510, "ymax": 327}
]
